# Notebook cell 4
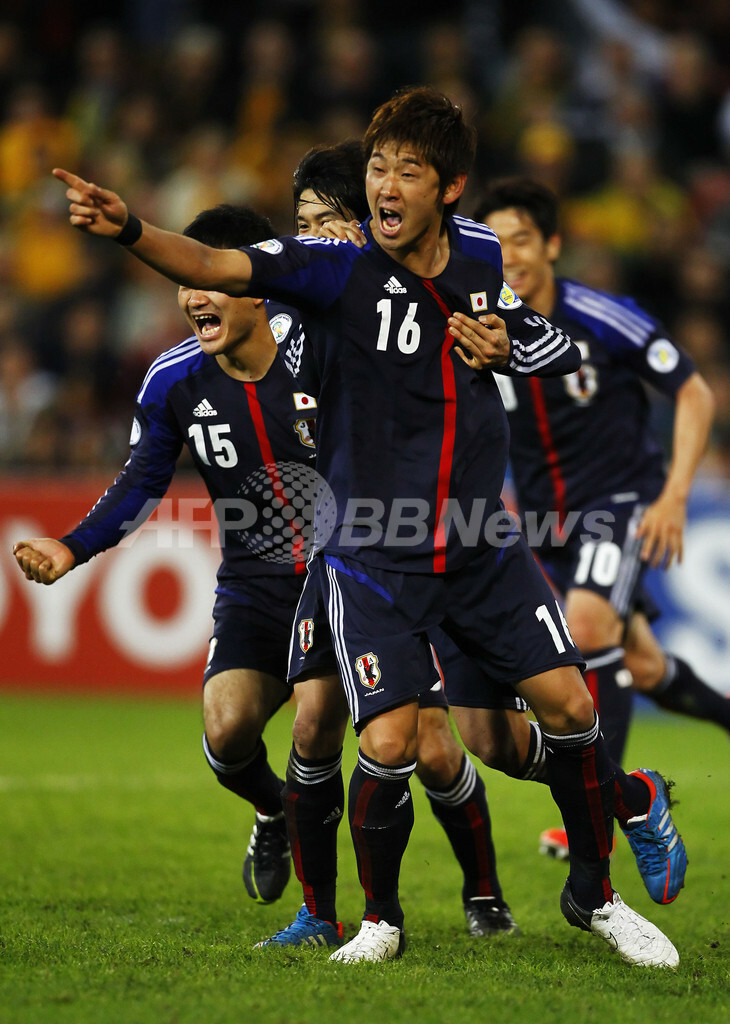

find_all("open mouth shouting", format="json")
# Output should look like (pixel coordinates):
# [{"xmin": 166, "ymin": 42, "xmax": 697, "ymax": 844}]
[
  {"xmin": 379, "ymin": 206, "xmax": 403, "ymax": 238},
  {"xmin": 192, "ymin": 312, "xmax": 223, "ymax": 340}
]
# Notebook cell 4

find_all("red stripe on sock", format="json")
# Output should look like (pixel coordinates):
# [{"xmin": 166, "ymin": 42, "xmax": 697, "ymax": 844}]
[
  {"xmin": 580, "ymin": 746, "xmax": 613, "ymax": 902},
  {"xmin": 351, "ymin": 777, "xmax": 378, "ymax": 899},
  {"xmin": 284, "ymin": 791, "xmax": 316, "ymax": 911},
  {"xmin": 465, "ymin": 800, "xmax": 495, "ymax": 898},
  {"xmin": 584, "ymin": 668, "xmax": 599, "ymax": 711}
]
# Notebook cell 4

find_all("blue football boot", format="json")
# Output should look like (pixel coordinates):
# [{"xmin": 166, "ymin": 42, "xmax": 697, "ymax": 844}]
[
  {"xmin": 621, "ymin": 769, "xmax": 687, "ymax": 904},
  {"xmin": 254, "ymin": 904, "xmax": 344, "ymax": 949}
]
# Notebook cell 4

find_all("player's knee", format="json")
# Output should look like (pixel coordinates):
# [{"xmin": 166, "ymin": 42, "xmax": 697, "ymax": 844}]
[
  {"xmin": 536, "ymin": 682, "xmax": 596, "ymax": 737},
  {"xmin": 203, "ymin": 676, "xmax": 268, "ymax": 761},
  {"xmin": 291, "ymin": 715, "xmax": 324, "ymax": 758},
  {"xmin": 474, "ymin": 738, "xmax": 522, "ymax": 774},
  {"xmin": 624, "ymin": 647, "xmax": 664, "ymax": 691},
  {"xmin": 415, "ymin": 734, "xmax": 462, "ymax": 788},
  {"xmin": 568, "ymin": 604, "xmax": 621, "ymax": 653},
  {"xmin": 361, "ymin": 730, "xmax": 418, "ymax": 767},
  {"xmin": 570, "ymin": 620, "xmax": 613, "ymax": 653},
  {"xmin": 204, "ymin": 711, "xmax": 260, "ymax": 763},
  {"xmin": 451, "ymin": 711, "xmax": 522, "ymax": 774},
  {"xmin": 292, "ymin": 706, "xmax": 344, "ymax": 759},
  {"xmin": 414, "ymin": 710, "xmax": 462, "ymax": 785}
]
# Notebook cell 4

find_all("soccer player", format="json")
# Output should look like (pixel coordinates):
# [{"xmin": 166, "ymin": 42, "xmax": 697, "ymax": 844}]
[
  {"xmin": 13, "ymin": 204, "xmax": 324, "ymax": 908},
  {"xmin": 52, "ymin": 86, "xmax": 681, "ymax": 967},
  {"xmin": 322, "ymin": 156, "xmax": 690, "ymax": 909},
  {"xmin": 257, "ymin": 138, "xmax": 519, "ymax": 949},
  {"xmin": 471, "ymin": 176, "xmax": 718, "ymax": 860}
]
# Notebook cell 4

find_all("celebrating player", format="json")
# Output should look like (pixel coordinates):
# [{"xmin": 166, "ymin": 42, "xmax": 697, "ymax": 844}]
[
  {"xmin": 314, "ymin": 147, "xmax": 690, "ymax": 920},
  {"xmin": 52, "ymin": 86, "xmax": 680, "ymax": 967},
  {"xmin": 14, "ymin": 205, "xmax": 325, "ymax": 908},
  {"xmin": 256, "ymin": 139, "xmax": 520, "ymax": 951}
]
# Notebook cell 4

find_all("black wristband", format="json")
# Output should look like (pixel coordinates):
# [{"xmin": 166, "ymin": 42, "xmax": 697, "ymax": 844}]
[{"xmin": 115, "ymin": 213, "xmax": 143, "ymax": 246}]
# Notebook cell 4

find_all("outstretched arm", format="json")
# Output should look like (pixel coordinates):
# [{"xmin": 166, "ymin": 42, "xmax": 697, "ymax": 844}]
[
  {"xmin": 52, "ymin": 168, "xmax": 254, "ymax": 295},
  {"xmin": 13, "ymin": 538, "xmax": 75, "ymax": 585},
  {"xmin": 636, "ymin": 371, "xmax": 715, "ymax": 568}
]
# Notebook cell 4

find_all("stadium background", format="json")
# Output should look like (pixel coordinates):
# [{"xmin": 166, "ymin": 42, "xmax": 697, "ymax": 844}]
[{"xmin": 1, "ymin": 0, "xmax": 729, "ymax": 697}]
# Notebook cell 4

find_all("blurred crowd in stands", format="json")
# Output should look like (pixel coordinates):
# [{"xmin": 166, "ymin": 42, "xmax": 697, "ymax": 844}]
[{"xmin": 1, "ymin": 0, "xmax": 729, "ymax": 477}]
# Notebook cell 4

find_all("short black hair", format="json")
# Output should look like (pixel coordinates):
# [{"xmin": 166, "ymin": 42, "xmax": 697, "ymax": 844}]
[
  {"xmin": 182, "ymin": 204, "xmax": 275, "ymax": 249},
  {"xmin": 473, "ymin": 177, "xmax": 559, "ymax": 240},
  {"xmin": 292, "ymin": 139, "xmax": 369, "ymax": 222},
  {"xmin": 363, "ymin": 85, "xmax": 476, "ymax": 217}
]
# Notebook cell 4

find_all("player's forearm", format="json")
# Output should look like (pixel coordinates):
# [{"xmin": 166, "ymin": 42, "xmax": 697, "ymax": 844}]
[
  {"xmin": 663, "ymin": 372, "xmax": 715, "ymax": 500},
  {"xmin": 61, "ymin": 474, "xmax": 169, "ymax": 565},
  {"xmin": 120, "ymin": 219, "xmax": 253, "ymax": 295}
]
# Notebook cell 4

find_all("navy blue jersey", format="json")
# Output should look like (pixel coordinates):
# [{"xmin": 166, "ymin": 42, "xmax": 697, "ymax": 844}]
[
  {"xmin": 62, "ymin": 320, "xmax": 318, "ymax": 590},
  {"xmin": 266, "ymin": 298, "xmax": 307, "ymax": 380},
  {"xmin": 244, "ymin": 215, "xmax": 580, "ymax": 573},
  {"xmin": 499, "ymin": 278, "xmax": 695, "ymax": 518}
]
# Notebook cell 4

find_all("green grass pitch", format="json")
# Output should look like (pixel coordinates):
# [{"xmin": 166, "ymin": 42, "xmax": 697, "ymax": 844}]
[{"xmin": 1, "ymin": 692, "xmax": 728, "ymax": 1024}]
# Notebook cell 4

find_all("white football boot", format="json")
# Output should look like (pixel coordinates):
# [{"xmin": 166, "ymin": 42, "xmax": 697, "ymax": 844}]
[
  {"xmin": 561, "ymin": 882, "xmax": 679, "ymax": 967},
  {"xmin": 329, "ymin": 919, "xmax": 405, "ymax": 963}
]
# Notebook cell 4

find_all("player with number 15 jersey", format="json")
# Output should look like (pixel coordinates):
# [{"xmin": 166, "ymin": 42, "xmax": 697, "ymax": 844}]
[{"xmin": 60, "ymin": 298, "xmax": 318, "ymax": 591}]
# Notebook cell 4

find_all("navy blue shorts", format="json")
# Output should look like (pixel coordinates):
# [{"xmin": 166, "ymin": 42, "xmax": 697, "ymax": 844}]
[
  {"xmin": 291, "ymin": 534, "xmax": 583, "ymax": 729},
  {"xmin": 203, "ymin": 576, "xmax": 304, "ymax": 686},
  {"xmin": 430, "ymin": 629, "xmax": 528, "ymax": 711},
  {"xmin": 534, "ymin": 497, "xmax": 657, "ymax": 623},
  {"xmin": 289, "ymin": 564, "xmax": 446, "ymax": 711},
  {"xmin": 417, "ymin": 676, "xmax": 449, "ymax": 711}
]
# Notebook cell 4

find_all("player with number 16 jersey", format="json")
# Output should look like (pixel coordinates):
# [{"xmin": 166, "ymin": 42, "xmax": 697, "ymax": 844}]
[{"xmin": 245, "ymin": 214, "xmax": 580, "ymax": 573}]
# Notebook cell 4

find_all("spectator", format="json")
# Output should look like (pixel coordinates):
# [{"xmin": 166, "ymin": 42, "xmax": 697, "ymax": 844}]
[
  {"xmin": 654, "ymin": 32, "xmax": 725, "ymax": 185},
  {"xmin": 0, "ymin": 335, "xmax": 57, "ymax": 467},
  {"xmin": 0, "ymin": 80, "xmax": 79, "ymax": 210}
]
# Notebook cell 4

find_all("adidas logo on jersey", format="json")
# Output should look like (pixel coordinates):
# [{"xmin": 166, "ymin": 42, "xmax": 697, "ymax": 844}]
[
  {"xmin": 384, "ymin": 276, "xmax": 407, "ymax": 294},
  {"xmin": 193, "ymin": 398, "xmax": 217, "ymax": 417}
]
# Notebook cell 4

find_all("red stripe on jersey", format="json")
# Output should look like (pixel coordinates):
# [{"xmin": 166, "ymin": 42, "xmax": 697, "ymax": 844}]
[
  {"xmin": 244, "ymin": 382, "xmax": 306, "ymax": 575},
  {"xmin": 528, "ymin": 377, "xmax": 567, "ymax": 530},
  {"xmin": 421, "ymin": 279, "xmax": 457, "ymax": 573}
]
